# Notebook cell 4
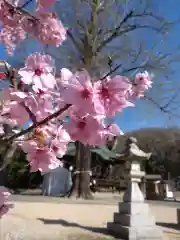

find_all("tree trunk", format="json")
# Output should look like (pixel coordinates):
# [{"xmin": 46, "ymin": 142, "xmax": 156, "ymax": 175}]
[
  {"xmin": 0, "ymin": 168, "xmax": 8, "ymax": 186},
  {"xmin": 69, "ymin": 141, "xmax": 81, "ymax": 198},
  {"xmin": 79, "ymin": 143, "xmax": 94, "ymax": 199},
  {"xmin": 69, "ymin": 142, "xmax": 94, "ymax": 199}
]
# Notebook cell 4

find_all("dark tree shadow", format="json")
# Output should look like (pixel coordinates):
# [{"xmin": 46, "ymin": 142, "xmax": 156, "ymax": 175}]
[
  {"xmin": 37, "ymin": 218, "xmax": 110, "ymax": 236},
  {"xmin": 156, "ymin": 222, "xmax": 180, "ymax": 231}
]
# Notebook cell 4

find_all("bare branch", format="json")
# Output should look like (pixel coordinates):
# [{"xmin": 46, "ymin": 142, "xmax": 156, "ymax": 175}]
[
  {"xmin": 97, "ymin": 10, "xmax": 133, "ymax": 52},
  {"xmin": 22, "ymin": 104, "xmax": 37, "ymax": 124},
  {"xmin": 98, "ymin": 23, "xmax": 163, "ymax": 53},
  {"xmin": 161, "ymin": 87, "xmax": 180, "ymax": 111},
  {"xmin": 100, "ymin": 63, "xmax": 122, "ymax": 80},
  {"xmin": 20, "ymin": 0, "xmax": 33, "ymax": 8},
  {"xmin": 67, "ymin": 30, "xmax": 85, "ymax": 63},
  {"xmin": 145, "ymin": 95, "xmax": 180, "ymax": 119},
  {"xmin": 3, "ymin": 104, "xmax": 71, "ymax": 143}
]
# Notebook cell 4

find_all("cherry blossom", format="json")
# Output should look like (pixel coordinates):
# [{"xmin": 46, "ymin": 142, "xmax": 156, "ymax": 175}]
[
  {"xmin": 0, "ymin": 2, "xmax": 21, "ymax": 26},
  {"xmin": 64, "ymin": 113, "xmax": 104, "ymax": 145},
  {"xmin": 21, "ymin": 139, "xmax": 61, "ymax": 173},
  {"xmin": 0, "ymin": 186, "xmax": 13, "ymax": 218},
  {"xmin": 36, "ymin": 0, "xmax": 56, "ymax": 11},
  {"xmin": 36, "ymin": 12, "xmax": 67, "ymax": 47},
  {"xmin": 0, "ymin": 1, "xmax": 67, "ymax": 54},
  {"xmin": 88, "ymin": 123, "xmax": 122, "ymax": 146},
  {"xmin": 25, "ymin": 92, "xmax": 54, "ymax": 121},
  {"xmin": 20, "ymin": 139, "xmax": 38, "ymax": 154},
  {"xmin": 18, "ymin": 53, "xmax": 56, "ymax": 92},
  {"xmin": 106, "ymin": 123, "xmax": 123, "ymax": 136},
  {"xmin": 56, "ymin": 68, "xmax": 73, "ymax": 89},
  {"xmin": 0, "ymin": 90, "xmax": 34, "ymax": 126},
  {"xmin": 0, "ymin": 25, "xmax": 26, "ymax": 55},
  {"xmin": 94, "ymin": 75, "xmax": 134, "ymax": 117},
  {"xmin": 20, "ymin": 125, "xmax": 70, "ymax": 172},
  {"xmin": 50, "ymin": 126, "xmax": 71, "ymax": 158},
  {"xmin": 0, "ymin": 0, "xmax": 154, "ymax": 218},
  {"xmin": 62, "ymin": 69, "xmax": 95, "ymax": 115},
  {"xmin": 2, "ymin": 88, "xmax": 28, "ymax": 102},
  {"xmin": 27, "ymin": 147, "xmax": 62, "ymax": 172},
  {"xmin": 1, "ymin": 101, "xmax": 30, "ymax": 126},
  {"xmin": 135, "ymin": 71, "xmax": 152, "ymax": 89},
  {"xmin": 127, "ymin": 71, "xmax": 152, "ymax": 99}
]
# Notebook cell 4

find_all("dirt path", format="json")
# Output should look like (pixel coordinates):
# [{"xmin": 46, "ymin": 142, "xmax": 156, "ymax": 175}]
[{"xmin": 1, "ymin": 201, "xmax": 180, "ymax": 239}]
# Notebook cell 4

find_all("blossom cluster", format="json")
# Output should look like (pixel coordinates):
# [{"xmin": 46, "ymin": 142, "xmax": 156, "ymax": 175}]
[
  {"xmin": 0, "ymin": 0, "xmax": 66, "ymax": 54},
  {"xmin": 0, "ymin": 54, "xmax": 152, "ymax": 217},
  {"xmin": 0, "ymin": 0, "xmax": 153, "ymax": 220},
  {"xmin": 0, "ymin": 52, "xmax": 152, "ymax": 174}
]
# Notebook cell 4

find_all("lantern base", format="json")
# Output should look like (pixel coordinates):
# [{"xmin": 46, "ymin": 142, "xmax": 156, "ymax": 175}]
[{"xmin": 107, "ymin": 182, "xmax": 163, "ymax": 239}]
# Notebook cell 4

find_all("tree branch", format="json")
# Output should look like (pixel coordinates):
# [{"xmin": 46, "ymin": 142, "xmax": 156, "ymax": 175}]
[
  {"xmin": 98, "ymin": 24, "xmax": 162, "ymax": 53},
  {"xmin": 100, "ymin": 63, "xmax": 122, "ymax": 80},
  {"xmin": 160, "ymin": 86, "xmax": 180, "ymax": 111},
  {"xmin": 97, "ymin": 10, "xmax": 133, "ymax": 52},
  {"xmin": 3, "ymin": 104, "xmax": 71, "ymax": 143},
  {"xmin": 22, "ymin": 104, "xmax": 37, "ymax": 124},
  {"xmin": 67, "ymin": 30, "xmax": 85, "ymax": 63},
  {"xmin": 20, "ymin": 0, "xmax": 33, "ymax": 8},
  {"xmin": 4, "ymin": 0, "xmax": 37, "ymax": 20},
  {"xmin": 145, "ymin": 95, "xmax": 180, "ymax": 119}
]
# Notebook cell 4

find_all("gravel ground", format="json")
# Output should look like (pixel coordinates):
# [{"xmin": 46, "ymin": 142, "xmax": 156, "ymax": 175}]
[{"xmin": 1, "ymin": 201, "xmax": 180, "ymax": 239}]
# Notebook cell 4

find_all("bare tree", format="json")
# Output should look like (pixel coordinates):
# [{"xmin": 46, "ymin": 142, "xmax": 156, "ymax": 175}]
[
  {"xmin": 114, "ymin": 127, "xmax": 180, "ymax": 177},
  {"xmin": 8, "ymin": 0, "xmax": 180, "ymax": 198}
]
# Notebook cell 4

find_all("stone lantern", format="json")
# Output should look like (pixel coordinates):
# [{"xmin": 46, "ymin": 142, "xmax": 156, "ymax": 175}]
[{"xmin": 107, "ymin": 137, "xmax": 163, "ymax": 239}]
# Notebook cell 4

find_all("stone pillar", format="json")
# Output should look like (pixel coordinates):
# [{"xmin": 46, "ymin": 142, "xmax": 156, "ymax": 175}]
[{"xmin": 107, "ymin": 137, "xmax": 163, "ymax": 239}]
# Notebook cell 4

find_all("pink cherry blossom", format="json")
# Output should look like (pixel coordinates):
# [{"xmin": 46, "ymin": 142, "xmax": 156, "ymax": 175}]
[
  {"xmin": 21, "ymin": 139, "xmax": 61, "ymax": 173},
  {"xmin": 0, "ymin": 186, "xmax": 13, "ymax": 218},
  {"xmin": 0, "ymin": 0, "xmax": 154, "ymax": 218},
  {"xmin": 21, "ymin": 16, "xmax": 39, "ymax": 35},
  {"xmin": 62, "ymin": 69, "xmax": 95, "ymax": 115},
  {"xmin": 0, "ymin": 25, "xmax": 26, "ymax": 55},
  {"xmin": 56, "ymin": 68, "xmax": 73, "ymax": 89},
  {"xmin": 107, "ymin": 123, "xmax": 123, "ymax": 136},
  {"xmin": 36, "ymin": 12, "xmax": 67, "ymax": 47},
  {"xmin": 0, "ymin": 114, "xmax": 17, "ymax": 126},
  {"xmin": 20, "ymin": 139, "xmax": 39, "ymax": 154},
  {"xmin": 94, "ymin": 75, "xmax": 134, "ymax": 117},
  {"xmin": 2, "ymin": 89, "xmax": 28, "ymax": 102},
  {"xmin": 127, "ymin": 71, "xmax": 152, "ymax": 99},
  {"xmin": 0, "ymin": 2, "xmax": 21, "ymax": 26},
  {"xmin": 64, "ymin": 114, "xmax": 104, "ymax": 145},
  {"xmin": 20, "ymin": 125, "xmax": 70, "ymax": 172},
  {"xmin": 0, "ymin": 90, "xmax": 36, "ymax": 126},
  {"xmin": 135, "ymin": 71, "xmax": 152, "ymax": 89},
  {"xmin": 25, "ymin": 92, "xmax": 54, "ymax": 121},
  {"xmin": 27, "ymin": 147, "xmax": 61, "ymax": 172},
  {"xmin": 88, "ymin": 123, "xmax": 122, "ymax": 146},
  {"xmin": 0, "ymin": 88, "xmax": 13, "ymax": 101},
  {"xmin": 18, "ymin": 53, "xmax": 56, "ymax": 92},
  {"xmin": 2, "ymin": 101, "xmax": 29, "ymax": 126},
  {"xmin": 50, "ymin": 126, "xmax": 71, "ymax": 158},
  {"xmin": 36, "ymin": 0, "xmax": 56, "ymax": 11}
]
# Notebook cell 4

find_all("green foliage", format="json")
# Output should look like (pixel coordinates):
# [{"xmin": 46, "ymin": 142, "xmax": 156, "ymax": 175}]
[
  {"xmin": 7, "ymin": 150, "xmax": 28, "ymax": 189},
  {"xmin": 6, "ymin": 149, "xmax": 42, "ymax": 190}
]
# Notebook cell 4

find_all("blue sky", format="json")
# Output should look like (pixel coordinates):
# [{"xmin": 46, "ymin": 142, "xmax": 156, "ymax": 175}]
[
  {"xmin": 117, "ymin": 0, "xmax": 180, "ymax": 132},
  {"xmin": 0, "ymin": 1, "xmax": 180, "ymax": 133}
]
